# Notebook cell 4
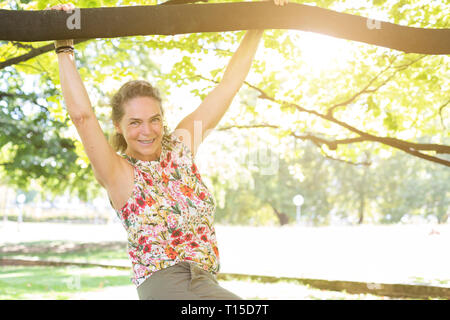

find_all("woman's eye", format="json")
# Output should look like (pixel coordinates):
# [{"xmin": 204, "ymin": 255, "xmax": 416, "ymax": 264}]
[{"xmin": 152, "ymin": 118, "xmax": 161, "ymax": 123}]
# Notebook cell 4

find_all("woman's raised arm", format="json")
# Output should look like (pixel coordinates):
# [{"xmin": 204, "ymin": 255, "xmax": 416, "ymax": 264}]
[
  {"xmin": 47, "ymin": 3, "xmax": 128, "ymax": 189},
  {"xmin": 174, "ymin": 0, "xmax": 289, "ymax": 157}
]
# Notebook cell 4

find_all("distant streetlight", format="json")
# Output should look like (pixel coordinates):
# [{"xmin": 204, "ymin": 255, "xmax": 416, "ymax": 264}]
[{"xmin": 293, "ymin": 194, "xmax": 304, "ymax": 225}]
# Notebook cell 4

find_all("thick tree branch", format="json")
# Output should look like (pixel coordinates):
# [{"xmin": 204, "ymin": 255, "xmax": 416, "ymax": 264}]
[
  {"xmin": 0, "ymin": 0, "xmax": 183, "ymax": 70},
  {"xmin": 1, "ymin": 3, "xmax": 449, "ymax": 54}
]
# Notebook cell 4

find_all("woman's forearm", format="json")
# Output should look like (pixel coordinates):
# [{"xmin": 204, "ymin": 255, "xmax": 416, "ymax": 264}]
[
  {"xmin": 221, "ymin": 29, "xmax": 264, "ymax": 88},
  {"xmin": 57, "ymin": 52, "xmax": 94, "ymax": 121}
]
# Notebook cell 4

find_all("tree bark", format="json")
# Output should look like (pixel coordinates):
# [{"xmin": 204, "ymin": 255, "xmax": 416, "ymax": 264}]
[
  {"xmin": 270, "ymin": 204, "xmax": 290, "ymax": 226},
  {"xmin": 1, "ymin": 2, "xmax": 449, "ymax": 54}
]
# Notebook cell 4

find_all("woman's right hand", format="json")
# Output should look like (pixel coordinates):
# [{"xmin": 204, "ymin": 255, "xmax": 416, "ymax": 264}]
[
  {"xmin": 44, "ymin": 2, "xmax": 76, "ymax": 11},
  {"xmin": 44, "ymin": 3, "xmax": 76, "ymax": 48}
]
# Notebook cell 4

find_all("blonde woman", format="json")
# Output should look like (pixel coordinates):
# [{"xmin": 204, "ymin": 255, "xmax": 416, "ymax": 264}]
[{"xmin": 47, "ymin": 0, "xmax": 288, "ymax": 300}]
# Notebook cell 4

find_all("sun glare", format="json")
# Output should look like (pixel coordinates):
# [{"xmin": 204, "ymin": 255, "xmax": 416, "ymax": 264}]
[{"xmin": 289, "ymin": 30, "xmax": 355, "ymax": 76}]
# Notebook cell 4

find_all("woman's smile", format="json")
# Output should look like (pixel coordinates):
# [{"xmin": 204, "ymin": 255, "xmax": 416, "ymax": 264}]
[{"xmin": 138, "ymin": 138, "xmax": 156, "ymax": 145}]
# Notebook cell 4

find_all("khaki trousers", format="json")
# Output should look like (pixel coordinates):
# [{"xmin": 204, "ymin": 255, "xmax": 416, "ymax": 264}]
[{"xmin": 136, "ymin": 261, "xmax": 242, "ymax": 300}]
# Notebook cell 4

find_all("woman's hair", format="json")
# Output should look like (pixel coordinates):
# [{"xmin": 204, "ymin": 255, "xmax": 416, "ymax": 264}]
[{"xmin": 109, "ymin": 80, "xmax": 171, "ymax": 153}]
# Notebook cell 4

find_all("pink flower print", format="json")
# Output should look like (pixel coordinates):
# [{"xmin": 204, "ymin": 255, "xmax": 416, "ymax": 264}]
[
  {"xmin": 129, "ymin": 203, "xmax": 139, "ymax": 214},
  {"xmin": 171, "ymin": 238, "xmax": 184, "ymax": 246},
  {"xmin": 134, "ymin": 264, "xmax": 147, "ymax": 278},
  {"xmin": 196, "ymin": 226, "xmax": 206, "ymax": 234},
  {"xmin": 184, "ymin": 233, "xmax": 193, "ymax": 242},
  {"xmin": 189, "ymin": 241, "xmax": 199, "ymax": 249},
  {"xmin": 143, "ymin": 175, "xmax": 153, "ymax": 186},
  {"xmin": 162, "ymin": 172, "xmax": 169, "ymax": 184},
  {"xmin": 172, "ymin": 228, "xmax": 183, "ymax": 238},
  {"xmin": 167, "ymin": 214, "xmax": 177, "ymax": 229},
  {"xmin": 136, "ymin": 196, "xmax": 145, "ymax": 208},
  {"xmin": 145, "ymin": 196, "xmax": 156, "ymax": 207}
]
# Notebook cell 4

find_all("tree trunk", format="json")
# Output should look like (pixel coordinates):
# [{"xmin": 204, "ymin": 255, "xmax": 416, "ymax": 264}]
[
  {"xmin": 270, "ymin": 204, "xmax": 290, "ymax": 226},
  {"xmin": 1, "ymin": 2, "xmax": 449, "ymax": 54}
]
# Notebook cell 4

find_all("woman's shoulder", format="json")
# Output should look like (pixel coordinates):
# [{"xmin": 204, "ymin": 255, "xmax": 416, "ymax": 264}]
[{"xmin": 167, "ymin": 130, "xmax": 194, "ymax": 163}]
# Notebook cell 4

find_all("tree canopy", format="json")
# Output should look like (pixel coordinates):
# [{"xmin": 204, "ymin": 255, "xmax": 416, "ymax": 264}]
[{"xmin": 1, "ymin": 0, "xmax": 448, "ymax": 224}]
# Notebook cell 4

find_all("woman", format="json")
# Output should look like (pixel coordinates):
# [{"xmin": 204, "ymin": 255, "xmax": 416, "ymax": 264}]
[{"xmin": 48, "ymin": 0, "xmax": 288, "ymax": 300}]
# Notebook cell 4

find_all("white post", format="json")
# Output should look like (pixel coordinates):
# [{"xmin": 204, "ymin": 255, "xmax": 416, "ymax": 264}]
[{"xmin": 293, "ymin": 194, "xmax": 304, "ymax": 226}]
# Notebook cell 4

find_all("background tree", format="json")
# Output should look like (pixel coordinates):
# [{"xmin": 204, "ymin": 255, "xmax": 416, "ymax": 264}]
[{"xmin": 1, "ymin": 0, "xmax": 448, "ymax": 224}]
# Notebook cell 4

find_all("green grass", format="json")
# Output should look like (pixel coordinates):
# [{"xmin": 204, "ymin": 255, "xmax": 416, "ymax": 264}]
[
  {"xmin": 0, "ymin": 266, "xmax": 131, "ymax": 300},
  {"xmin": 0, "ymin": 240, "xmax": 132, "ymax": 299},
  {"xmin": 1, "ymin": 240, "xmax": 129, "ymax": 264},
  {"xmin": 1, "ymin": 240, "xmax": 446, "ymax": 300}
]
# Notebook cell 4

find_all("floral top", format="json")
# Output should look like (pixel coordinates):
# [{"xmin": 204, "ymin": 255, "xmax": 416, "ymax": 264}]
[{"xmin": 112, "ymin": 132, "xmax": 220, "ymax": 287}]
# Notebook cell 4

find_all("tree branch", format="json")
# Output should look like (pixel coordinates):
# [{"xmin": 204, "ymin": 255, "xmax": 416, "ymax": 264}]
[
  {"xmin": 326, "ymin": 54, "xmax": 426, "ymax": 117},
  {"xmin": 241, "ymin": 83, "xmax": 450, "ymax": 167},
  {"xmin": 194, "ymin": 72, "xmax": 450, "ymax": 164},
  {"xmin": 0, "ymin": 39, "xmax": 89, "ymax": 70},
  {"xmin": 0, "ymin": 0, "xmax": 182, "ymax": 71},
  {"xmin": 1, "ymin": 3, "xmax": 449, "ymax": 54},
  {"xmin": 438, "ymin": 98, "xmax": 450, "ymax": 131},
  {"xmin": 318, "ymin": 146, "xmax": 372, "ymax": 166},
  {"xmin": 217, "ymin": 123, "xmax": 372, "ymax": 165}
]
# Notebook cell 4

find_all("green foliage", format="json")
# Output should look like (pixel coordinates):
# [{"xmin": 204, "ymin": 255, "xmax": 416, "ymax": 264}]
[{"xmin": 1, "ymin": 0, "xmax": 448, "ymax": 224}]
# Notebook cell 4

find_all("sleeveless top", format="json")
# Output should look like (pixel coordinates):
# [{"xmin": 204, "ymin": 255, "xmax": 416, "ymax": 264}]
[{"xmin": 112, "ymin": 131, "xmax": 220, "ymax": 287}]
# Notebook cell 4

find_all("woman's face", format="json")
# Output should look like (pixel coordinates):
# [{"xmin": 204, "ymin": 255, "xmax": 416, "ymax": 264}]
[{"xmin": 115, "ymin": 96, "xmax": 164, "ymax": 161}]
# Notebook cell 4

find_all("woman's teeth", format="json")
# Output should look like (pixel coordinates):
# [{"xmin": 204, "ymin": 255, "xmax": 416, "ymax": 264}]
[{"xmin": 139, "ymin": 139, "xmax": 155, "ymax": 144}]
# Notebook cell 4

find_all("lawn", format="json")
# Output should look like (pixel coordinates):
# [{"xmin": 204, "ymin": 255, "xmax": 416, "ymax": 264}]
[
  {"xmin": 0, "ymin": 265, "xmax": 131, "ymax": 300},
  {"xmin": 1, "ymin": 222, "xmax": 448, "ymax": 299},
  {"xmin": 1, "ymin": 265, "xmax": 405, "ymax": 300},
  {"xmin": 0, "ymin": 240, "xmax": 398, "ymax": 300}
]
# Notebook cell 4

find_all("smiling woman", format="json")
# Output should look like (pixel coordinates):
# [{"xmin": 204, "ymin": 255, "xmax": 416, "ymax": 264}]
[
  {"xmin": 109, "ymin": 80, "xmax": 172, "ymax": 161},
  {"xmin": 47, "ymin": 0, "xmax": 290, "ymax": 300}
]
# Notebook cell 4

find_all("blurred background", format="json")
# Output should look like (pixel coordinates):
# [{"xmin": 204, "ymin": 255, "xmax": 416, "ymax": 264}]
[{"xmin": 1, "ymin": 0, "xmax": 449, "ymax": 299}]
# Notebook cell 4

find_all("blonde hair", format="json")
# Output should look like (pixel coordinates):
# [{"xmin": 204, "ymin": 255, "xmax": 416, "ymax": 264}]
[{"xmin": 109, "ymin": 80, "xmax": 171, "ymax": 153}]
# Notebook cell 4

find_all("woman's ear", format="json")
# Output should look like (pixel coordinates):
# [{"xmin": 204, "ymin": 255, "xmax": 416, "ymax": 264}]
[{"xmin": 114, "ymin": 122, "xmax": 122, "ymax": 135}]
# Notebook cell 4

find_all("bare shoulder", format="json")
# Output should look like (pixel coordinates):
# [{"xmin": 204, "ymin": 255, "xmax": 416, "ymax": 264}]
[{"xmin": 92, "ymin": 153, "xmax": 132, "ymax": 187}]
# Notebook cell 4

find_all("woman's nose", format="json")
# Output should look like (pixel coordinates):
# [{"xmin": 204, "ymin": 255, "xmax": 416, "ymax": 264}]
[{"xmin": 141, "ymin": 123, "xmax": 152, "ymax": 135}]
